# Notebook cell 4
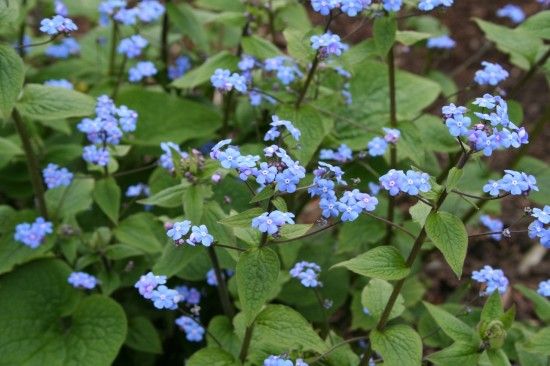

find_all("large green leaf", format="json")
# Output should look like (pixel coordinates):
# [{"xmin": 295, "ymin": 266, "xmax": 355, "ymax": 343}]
[
  {"xmin": 0, "ymin": 259, "xmax": 127, "ymax": 366},
  {"xmin": 114, "ymin": 213, "xmax": 164, "ymax": 254},
  {"xmin": 183, "ymin": 184, "xmax": 211, "ymax": 223},
  {"xmin": 0, "ymin": 44, "xmax": 24, "ymax": 119},
  {"xmin": 332, "ymin": 246, "xmax": 410, "ymax": 280},
  {"xmin": 187, "ymin": 347, "xmax": 239, "ymax": 366},
  {"xmin": 207, "ymin": 316, "xmax": 241, "ymax": 357},
  {"xmin": 423, "ymin": 302, "xmax": 477, "ymax": 343},
  {"xmin": 525, "ymin": 328, "xmax": 550, "ymax": 356},
  {"xmin": 171, "ymin": 51, "xmax": 239, "ymax": 89},
  {"xmin": 242, "ymin": 35, "xmax": 282, "ymax": 59},
  {"xmin": 16, "ymin": 84, "xmax": 95, "ymax": 121},
  {"xmin": 166, "ymin": 3, "xmax": 207, "ymax": 50},
  {"xmin": 138, "ymin": 183, "xmax": 189, "ymax": 208},
  {"xmin": 370, "ymin": 324, "xmax": 423, "ymax": 366},
  {"xmin": 514, "ymin": 284, "xmax": 550, "ymax": 322},
  {"xmin": 153, "ymin": 244, "xmax": 202, "ymax": 277},
  {"xmin": 219, "ymin": 207, "xmax": 264, "ymax": 228},
  {"xmin": 0, "ymin": 0, "xmax": 20, "ymax": 25},
  {"xmin": 0, "ymin": 136, "xmax": 23, "ymax": 168},
  {"xmin": 361, "ymin": 278, "xmax": 405, "ymax": 321},
  {"xmin": 93, "ymin": 177, "xmax": 120, "ymax": 224},
  {"xmin": 427, "ymin": 342, "xmax": 481, "ymax": 365},
  {"xmin": 425, "ymin": 211, "xmax": 468, "ymax": 278},
  {"xmin": 236, "ymin": 247, "xmax": 280, "ymax": 325},
  {"xmin": 117, "ymin": 89, "xmax": 221, "ymax": 146},
  {"xmin": 125, "ymin": 316, "xmax": 162, "ymax": 354},
  {"xmin": 519, "ymin": 11, "xmax": 550, "ymax": 40},
  {"xmin": 373, "ymin": 16, "xmax": 397, "ymax": 56},
  {"xmin": 45, "ymin": 178, "xmax": 95, "ymax": 219}
]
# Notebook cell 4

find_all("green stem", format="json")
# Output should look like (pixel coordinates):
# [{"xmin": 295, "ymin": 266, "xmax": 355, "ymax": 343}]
[
  {"xmin": 12, "ymin": 109, "xmax": 48, "ymax": 219},
  {"xmin": 313, "ymin": 287, "xmax": 334, "ymax": 343},
  {"xmin": 17, "ymin": 0, "xmax": 28, "ymax": 58},
  {"xmin": 206, "ymin": 246, "xmax": 235, "ymax": 317},
  {"xmin": 108, "ymin": 21, "xmax": 119, "ymax": 76},
  {"xmin": 160, "ymin": 0, "xmax": 170, "ymax": 67},
  {"xmin": 111, "ymin": 55, "xmax": 127, "ymax": 100},
  {"xmin": 239, "ymin": 323, "xmax": 255, "ymax": 363}
]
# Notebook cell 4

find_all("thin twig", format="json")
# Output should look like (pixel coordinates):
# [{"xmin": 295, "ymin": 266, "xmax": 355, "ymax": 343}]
[
  {"xmin": 364, "ymin": 212, "xmax": 416, "ymax": 239},
  {"xmin": 269, "ymin": 220, "xmax": 341, "ymax": 245},
  {"xmin": 451, "ymin": 190, "xmax": 510, "ymax": 201}
]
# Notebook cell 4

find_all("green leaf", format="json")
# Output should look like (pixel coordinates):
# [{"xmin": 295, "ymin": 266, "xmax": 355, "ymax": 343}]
[
  {"xmin": 409, "ymin": 201, "xmax": 432, "ymax": 226},
  {"xmin": 446, "ymin": 167, "xmax": 463, "ymax": 191},
  {"xmin": 514, "ymin": 284, "xmax": 550, "ymax": 322},
  {"xmin": 333, "ymin": 246, "xmax": 410, "ymax": 280},
  {"xmin": 370, "ymin": 324, "xmax": 423, "ymax": 366},
  {"xmin": 114, "ymin": 213, "xmax": 164, "ymax": 254},
  {"xmin": 242, "ymin": 35, "xmax": 282, "ymax": 59},
  {"xmin": 0, "ymin": 44, "xmax": 24, "ymax": 119},
  {"xmin": 396, "ymin": 30, "xmax": 431, "ymax": 46},
  {"xmin": 0, "ymin": 136, "xmax": 23, "ymax": 167},
  {"xmin": 236, "ymin": 247, "xmax": 280, "ymax": 324},
  {"xmin": 519, "ymin": 11, "xmax": 550, "ymax": 40},
  {"xmin": 183, "ymin": 184, "xmax": 208, "ymax": 223},
  {"xmin": 0, "ymin": 227, "xmax": 55, "ymax": 275},
  {"xmin": 207, "ymin": 316, "xmax": 241, "ymax": 356},
  {"xmin": 166, "ymin": 3, "xmax": 207, "ymax": 50},
  {"xmin": 16, "ymin": 84, "xmax": 95, "ymax": 121},
  {"xmin": 425, "ymin": 211, "xmax": 468, "ymax": 278},
  {"xmin": 485, "ymin": 349, "xmax": 511, "ymax": 366},
  {"xmin": 172, "ymin": 51, "xmax": 238, "ymax": 89},
  {"xmin": 373, "ymin": 16, "xmax": 397, "ymax": 56},
  {"xmin": 117, "ymin": 89, "xmax": 221, "ymax": 146},
  {"xmin": 278, "ymin": 224, "xmax": 313, "ymax": 240},
  {"xmin": 93, "ymin": 177, "xmax": 120, "ymax": 224},
  {"xmin": 284, "ymin": 28, "xmax": 314, "ymax": 65},
  {"xmin": 515, "ymin": 157, "xmax": 549, "ymax": 206},
  {"xmin": 252, "ymin": 304, "xmax": 328, "ymax": 353},
  {"xmin": 45, "ymin": 178, "xmax": 95, "ymax": 219},
  {"xmin": 249, "ymin": 185, "xmax": 275, "ymax": 203},
  {"xmin": 524, "ymin": 328, "xmax": 550, "ymax": 356},
  {"xmin": 361, "ymin": 279, "xmax": 405, "ymax": 321},
  {"xmin": 219, "ymin": 207, "xmax": 264, "ymax": 228},
  {"xmin": 125, "ymin": 316, "xmax": 163, "ymax": 354},
  {"xmin": 427, "ymin": 342, "xmax": 481, "ymax": 365},
  {"xmin": 188, "ymin": 347, "xmax": 239, "ymax": 366},
  {"xmin": 481, "ymin": 292, "xmax": 504, "ymax": 323},
  {"xmin": 423, "ymin": 302, "xmax": 477, "ymax": 343},
  {"xmin": 0, "ymin": 259, "xmax": 127, "ymax": 366},
  {"xmin": 0, "ymin": 0, "xmax": 20, "ymax": 25},
  {"xmin": 138, "ymin": 183, "xmax": 188, "ymax": 208},
  {"xmin": 153, "ymin": 244, "xmax": 203, "ymax": 277},
  {"xmin": 499, "ymin": 306, "xmax": 515, "ymax": 330},
  {"xmin": 337, "ymin": 215, "xmax": 385, "ymax": 254}
]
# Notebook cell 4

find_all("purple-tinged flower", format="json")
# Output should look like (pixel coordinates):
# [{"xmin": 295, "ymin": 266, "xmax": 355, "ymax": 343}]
[
  {"xmin": 166, "ymin": 220, "xmax": 191, "ymax": 241},
  {"xmin": 379, "ymin": 169, "xmax": 405, "ymax": 196},
  {"xmin": 68, "ymin": 272, "xmax": 99, "ymax": 289},
  {"xmin": 151, "ymin": 285, "xmax": 181, "ymax": 310},
  {"xmin": 238, "ymin": 55, "xmax": 256, "ymax": 71},
  {"xmin": 159, "ymin": 142, "xmax": 188, "ymax": 172},
  {"xmin": 538, "ymin": 280, "xmax": 550, "ymax": 297},
  {"xmin": 175, "ymin": 316, "xmax": 204, "ymax": 342},
  {"xmin": 290, "ymin": 261, "xmax": 322, "ymax": 288},
  {"xmin": 367, "ymin": 137, "xmax": 388, "ymax": 157},
  {"xmin": 383, "ymin": 128, "xmax": 401, "ymax": 143},
  {"xmin": 472, "ymin": 265, "xmax": 509, "ymax": 295},
  {"xmin": 117, "ymin": 34, "xmax": 148, "ymax": 58},
  {"xmin": 175, "ymin": 285, "xmax": 201, "ymax": 305},
  {"xmin": 532, "ymin": 206, "xmax": 550, "ymax": 224},
  {"xmin": 442, "ymin": 103, "xmax": 467, "ymax": 117},
  {"xmin": 474, "ymin": 61, "xmax": 509, "ymax": 86},
  {"xmin": 128, "ymin": 61, "xmax": 157, "ymax": 82},
  {"xmin": 134, "ymin": 272, "xmax": 167, "ymax": 299},
  {"xmin": 44, "ymin": 79, "xmax": 74, "ymax": 89},
  {"xmin": 82, "ymin": 145, "xmax": 110, "ymax": 166},
  {"xmin": 126, "ymin": 183, "xmax": 150, "ymax": 197},
  {"xmin": 168, "ymin": 56, "xmax": 191, "ymax": 80},
  {"xmin": 42, "ymin": 163, "xmax": 73, "ymax": 189},
  {"xmin": 496, "ymin": 4, "xmax": 525, "ymax": 24},
  {"xmin": 45, "ymin": 37, "xmax": 80, "ymax": 58},
  {"xmin": 186, "ymin": 225, "xmax": 214, "ymax": 247},
  {"xmin": 14, "ymin": 217, "xmax": 53, "ymax": 249},
  {"xmin": 39, "ymin": 15, "xmax": 78, "ymax": 35},
  {"xmin": 427, "ymin": 35, "xmax": 456, "ymax": 49},
  {"xmin": 310, "ymin": 33, "xmax": 348, "ymax": 57},
  {"xmin": 480, "ymin": 215, "xmax": 504, "ymax": 240}
]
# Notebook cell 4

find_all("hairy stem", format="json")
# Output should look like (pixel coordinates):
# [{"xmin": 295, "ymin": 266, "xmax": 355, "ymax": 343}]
[
  {"xmin": 12, "ymin": 109, "xmax": 48, "ymax": 219},
  {"xmin": 206, "ymin": 246, "xmax": 235, "ymax": 317}
]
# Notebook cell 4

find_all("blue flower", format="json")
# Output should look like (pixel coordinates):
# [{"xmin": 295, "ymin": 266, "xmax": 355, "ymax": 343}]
[
  {"xmin": 367, "ymin": 137, "xmax": 388, "ymax": 156},
  {"xmin": 44, "ymin": 79, "xmax": 73, "ymax": 89},
  {"xmin": 379, "ymin": 169, "xmax": 405, "ymax": 196},
  {"xmin": 319, "ymin": 196, "xmax": 339, "ymax": 218},
  {"xmin": 309, "ymin": 177, "xmax": 336, "ymax": 198},
  {"xmin": 166, "ymin": 220, "xmax": 191, "ymax": 241},
  {"xmin": 266, "ymin": 115, "xmax": 301, "ymax": 141},
  {"xmin": 186, "ymin": 225, "xmax": 214, "ymax": 247},
  {"xmin": 55, "ymin": 0, "xmax": 68, "ymax": 16},
  {"xmin": 252, "ymin": 211, "xmax": 294, "ymax": 235},
  {"xmin": 175, "ymin": 316, "xmax": 205, "ymax": 342},
  {"xmin": 310, "ymin": 33, "xmax": 348, "ymax": 57},
  {"xmin": 113, "ymin": 7, "xmax": 138, "ymax": 25},
  {"xmin": 427, "ymin": 35, "xmax": 456, "ymax": 49},
  {"xmin": 311, "ymin": 0, "xmax": 340, "ymax": 16},
  {"xmin": 290, "ymin": 261, "xmax": 322, "ymax": 288},
  {"xmin": 82, "ymin": 145, "xmax": 110, "ymax": 166},
  {"xmin": 168, "ymin": 56, "xmax": 192, "ymax": 80},
  {"xmin": 151, "ymin": 285, "xmax": 181, "ymax": 310},
  {"xmin": 369, "ymin": 182, "xmax": 380, "ymax": 195},
  {"xmin": 479, "ymin": 215, "xmax": 504, "ymax": 240},
  {"xmin": 382, "ymin": 0, "xmax": 403, "ymax": 12},
  {"xmin": 528, "ymin": 219, "xmax": 545, "ymax": 239},
  {"xmin": 116, "ymin": 105, "xmax": 138, "ymax": 132},
  {"xmin": 117, "ymin": 34, "xmax": 148, "ymax": 58},
  {"xmin": 483, "ymin": 179, "xmax": 501, "ymax": 197},
  {"xmin": 68, "ymin": 272, "xmax": 99, "ymax": 289},
  {"xmin": 442, "ymin": 103, "xmax": 467, "ymax": 117},
  {"xmin": 45, "ymin": 37, "xmax": 80, "ymax": 58},
  {"xmin": 276, "ymin": 169, "xmax": 300, "ymax": 193},
  {"xmin": 136, "ymin": 0, "xmax": 165, "ymax": 23},
  {"xmin": 446, "ymin": 114, "xmax": 471, "ymax": 137},
  {"xmin": 496, "ymin": 4, "xmax": 525, "ymax": 24},
  {"xmin": 254, "ymin": 162, "xmax": 278, "ymax": 185},
  {"xmin": 159, "ymin": 141, "xmax": 188, "ymax": 172},
  {"xmin": 128, "ymin": 61, "xmax": 157, "ymax": 82},
  {"xmin": 14, "ymin": 217, "xmax": 53, "ymax": 249},
  {"xmin": 126, "ymin": 183, "xmax": 150, "ymax": 197},
  {"xmin": 472, "ymin": 265, "xmax": 509, "ymax": 295},
  {"xmin": 42, "ymin": 163, "xmax": 73, "ymax": 189},
  {"xmin": 538, "ymin": 280, "xmax": 550, "ymax": 297},
  {"xmin": 474, "ymin": 61, "xmax": 509, "ymax": 86},
  {"xmin": 134, "ymin": 272, "xmax": 167, "ymax": 299},
  {"xmin": 39, "ymin": 15, "xmax": 78, "ymax": 35},
  {"xmin": 340, "ymin": 0, "xmax": 371, "ymax": 16},
  {"xmin": 337, "ymin": 201, "xmax": 361, "ymax": 222},
  {"xmin": 210, "ymin": 69, "xmax": 247, "ymax": 93},
  {"xmin": 499, "ymin": 170, "xmax": 536, "ymax": 195},
  {"xmin": 175, "ymin": 285, "xmax": 201, "ymax": 305},
  {"xmin": 383, "ymin": 128, "xmax": 401, "ymax": 143},
  {"xmin": 532, "ymin": 206, "xmax": 550, "ymax": 224},
  {"xmin": 238, "ymin": 55, "xmax": 256, "ymax": 71}
]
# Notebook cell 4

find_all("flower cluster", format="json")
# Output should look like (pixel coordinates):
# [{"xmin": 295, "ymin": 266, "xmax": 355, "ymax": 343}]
[
  {"xmin": 479, "ymin": 215, "xmax": 504, "ymax": 241},
  {"xmin": 252, "ymin": 211, "xmax": 295, "ymax": 235},
  {"xmin": 418, "ymin": 0, "xmax": 454, "ymax": 11},
  {"xmin": 210, "ymin": 69, "xmax": 247, "ymax": 93},
  {"xmin": 39, "ymin": 15, "xmax": 78, "ymax": 35},
  {"xmin": 168, "ymin": 56, "xmax": 192, "ymax": 80},
  {"xmin": 366, "ymin": 128, "xmax": 401, "ymax": 156},
  {"xmin": 528, "ymin": 206, "xmax": 549, "ymax": 248},
  {"xmin": 264, "ymin": 355, "xmax": 308, "ymax": 366},
  {"xmin": 472, "ymin": 265, "xmax": 509, "ymax": 295},
  {"xmin": 538, "ymin": 280, "xmax": 550, "ymax": 297},
  {"xmin": 310, "ymin": 33, "xmax": 348, "ymax": 57},
  {"xmin": 427, "ymin": 35, "xmax": 456, "ymax": 49},
  {"xmin": 135, "ymin": 272, "xmax": 182, "ymax": 310},
  {"xmin": 264, "ymin": 56, "xmax": 303, "ymax": 86},
  {"xmin": 117, "ymin": 35, "xmax": 148, "ymax": 58},
  {"xmin": 382, "ymin": 0, "xmax": 403, "ymax": 12},
  {"xmin": 78, "ymin": 95, "xmax": 138, "ymax": 166},
  {"xmin": 128, "ymin": 61, "xmax": 157, "ymax": 82},
  {"xmin": 158, "ymin": 142, "xmax": 189, "ymax": 172},
  {"xmin": 264, "ymin": 115, "xmax": 301, "ymax": 142},
  {"xmin": 126, "ymin": 183, "xmax": 150, "ymax": 198},
  {"xmin": 319, "ymin": 144, "xmax": 353, "ymax": 163},
  {"xmin": 45, "ymin": 37, "xmax": 80, "ymax": 58},
  {"xmin": 99, "ymin": 0, "xmax": 165, "ymax": 26},
  {"xmin": 474, "ymin": 61, "xmax": 509, "ymax": 86},
  {"xmin": 175, "ymin": 285, "xmax": 201, "ymax": 305},
  {"xmin": 483, "ymin": 170, "xmax": 538, "ymax": 197},
  {"xmin": 166, "ymin": 221, "xmax": 214, "ymax": 247},
  {"xmin": 443, "ymin": 95, "xmax": 528, "ymax": 157},
  {"xmin": 44, "ymin": 79, "xmax": 74, "ymax": 89},
  {"xmin": 496, "ymin": 5, "xmax": 525, "ymax": 24},
  {"xmin": 290, "ymin": 261, "xmax": 322, "ymax": 288},
  {"xmin": 14, "ymin": 217, "xmax": 53, "ymax": 249},
  {"xmin": 68, "ymin": 272, "xmax": 99, "ymax": 289},
  {"xmin": 379, "ymin": 169, "xmax": 431, "ymax": 196},
  {"xmin": 42, "ymin": 163, "xmax": 73, "ymax": 189},
  {"xmin": 175, "ymin": 316, "xmax": 205, "ymax": 342}
]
